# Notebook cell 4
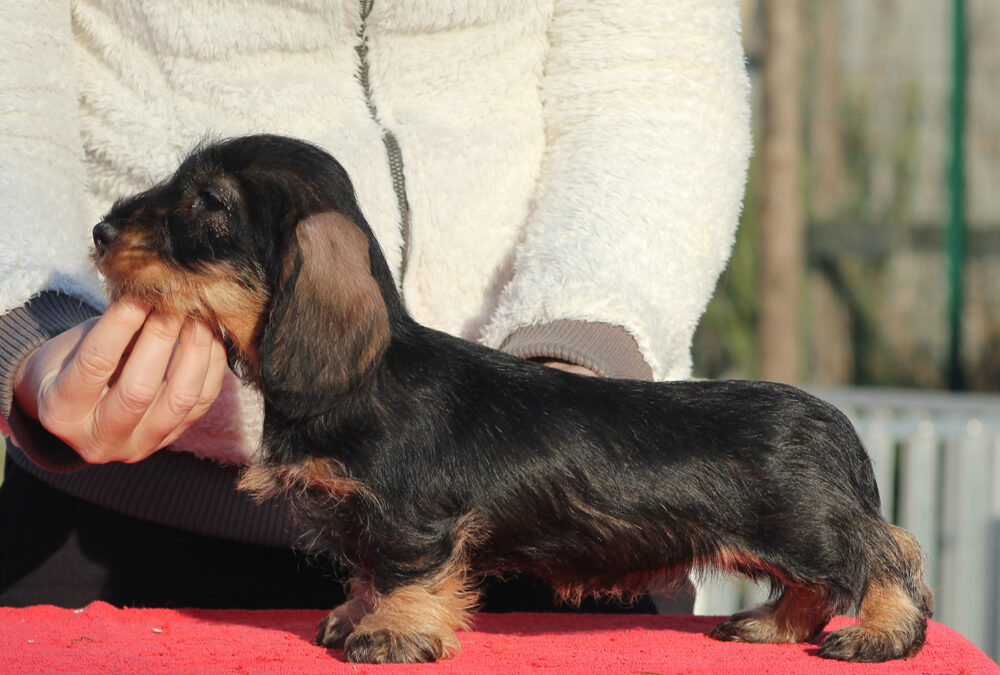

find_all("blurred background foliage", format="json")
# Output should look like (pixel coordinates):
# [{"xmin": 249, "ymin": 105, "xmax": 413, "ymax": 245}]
[{"xmin": 693, "ymin": 0, "xmax": 1000, "ymax": 392}]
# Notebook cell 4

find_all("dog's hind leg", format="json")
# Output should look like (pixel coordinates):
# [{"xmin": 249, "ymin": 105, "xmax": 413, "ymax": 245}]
[
  {"xmin": 342, "ymin": 572, "xmax": 478, "ymax": 663},
  {"xmin": 709, "ymin": 582, "xmax": 837, "ymax": 645},
  {"xmin": 818, "ymin": 525, "xmax": 933, "ymax": 662}
]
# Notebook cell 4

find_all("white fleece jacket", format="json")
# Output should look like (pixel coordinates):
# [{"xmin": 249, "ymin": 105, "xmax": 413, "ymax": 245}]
[{"xmin": 1, "ymin": 0, "xmax": 751, "ymax": 466}]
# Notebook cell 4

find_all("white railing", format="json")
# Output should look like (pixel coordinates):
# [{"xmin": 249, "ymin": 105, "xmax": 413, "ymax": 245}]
[{"xmin": 693, "ymin": 386, "xmax": 1000, "ymax": 662}]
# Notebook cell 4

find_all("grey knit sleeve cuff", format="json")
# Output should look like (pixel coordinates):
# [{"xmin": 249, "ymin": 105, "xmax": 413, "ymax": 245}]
[
  {"xmin": 0, "ymin": 291, "xmax": 101, "ymax": 472},
  {"xmin": 498, "ymin": 320, "xmax": 653, "ymax": 381}
]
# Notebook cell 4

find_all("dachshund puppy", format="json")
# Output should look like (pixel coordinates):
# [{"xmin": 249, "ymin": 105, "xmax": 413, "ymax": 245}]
[{"xmin": 92, "ymin": 135, "xmax": 933, "ymax": 664}]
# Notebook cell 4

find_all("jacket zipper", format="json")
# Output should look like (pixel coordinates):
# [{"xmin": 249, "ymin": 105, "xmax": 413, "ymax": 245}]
[{"xmin": 356, "ymin": 0, "xmax": 412, "ymax": 283}]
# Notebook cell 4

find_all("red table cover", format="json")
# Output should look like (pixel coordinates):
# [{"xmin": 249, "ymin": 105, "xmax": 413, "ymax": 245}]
[{"xmin": 1, "ymin": 602, "xmax": 996, "ymax": 674}]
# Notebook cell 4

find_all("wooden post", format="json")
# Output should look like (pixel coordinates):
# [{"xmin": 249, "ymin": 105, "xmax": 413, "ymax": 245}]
[
  {"xmin": 758, "ymin": 0, "xmax": 805, "ymax": 383},
  {"xmin": 808, "ymin": 0, "xmax": 852, "ymax": 385}
]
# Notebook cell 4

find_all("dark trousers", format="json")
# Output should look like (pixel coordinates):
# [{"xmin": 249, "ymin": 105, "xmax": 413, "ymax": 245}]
[
  {"xmin": 0, "ymin": 458, "xmax": 660, "ymax": 613},
  {"xmin": 0, "ymin": 458, "xmax": 347, "ymax": 608}
]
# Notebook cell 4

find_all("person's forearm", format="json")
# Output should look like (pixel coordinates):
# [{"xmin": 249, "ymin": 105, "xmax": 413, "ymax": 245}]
[
  {"xmin": 500, "ymin": 320, "xmax": 652, "ymax": 381},
  {"xmin": 481, "ymin": 0, "xmax": 751, "ymax": 381}
]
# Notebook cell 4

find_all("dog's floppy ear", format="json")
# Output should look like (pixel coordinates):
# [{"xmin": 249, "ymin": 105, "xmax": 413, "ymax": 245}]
[{"xmin": 259, "ymin": 211, "xmax": 390, "ymax": 412}]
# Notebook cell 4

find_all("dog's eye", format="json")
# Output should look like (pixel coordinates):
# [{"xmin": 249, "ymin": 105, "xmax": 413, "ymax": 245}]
[{"xmin": 194, "ymin": 188, "xmax": 227, "ymax": 214}]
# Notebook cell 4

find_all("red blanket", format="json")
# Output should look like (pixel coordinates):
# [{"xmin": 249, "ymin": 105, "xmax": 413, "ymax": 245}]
[{"xmin": 1, "ymin": 603, "xmax": 996, "ymax": 674}]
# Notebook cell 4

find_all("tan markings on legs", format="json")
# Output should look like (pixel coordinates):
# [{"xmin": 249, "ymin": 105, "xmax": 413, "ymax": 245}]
[
  {"xmin": 886, "ymin": 524, "xmax": 935, "ymax": 617},
  {"xmin": 238, "ymin": 457, "xmax": 370, "ymax": 505},
  {"xmin": 340, "ymin": 513, "xmax": 484, "ymax": 664},
  {"xmin": 343, "ymin": 572, "xmax": 478, "ymax": 664},
  {"xmin": 704, "ymin": 546, "xmax": 836, "ymax": 644},
  {"xmin": 819, "ymin": 525, "xmax": 932, "ymax": 661},
  {"xmin": 819, "ymin": 580, "xmax": 927, "ymax": 661},
  {"xmin": 710, "ymin": 583, "xmax": 834, "ymax": 644}
]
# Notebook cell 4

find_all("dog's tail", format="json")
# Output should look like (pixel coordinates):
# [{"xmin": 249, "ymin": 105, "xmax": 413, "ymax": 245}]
[{"xmin": 819, "ymin": 524, "xmax": 934, "ymax": 661}]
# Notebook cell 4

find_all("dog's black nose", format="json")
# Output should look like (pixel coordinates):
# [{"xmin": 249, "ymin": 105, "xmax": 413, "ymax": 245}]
[{"xmin": 92, "ymin": 221, "xmax": 120, "ymax": 255}]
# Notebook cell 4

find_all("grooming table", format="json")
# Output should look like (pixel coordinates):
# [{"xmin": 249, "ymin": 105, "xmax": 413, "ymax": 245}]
[{"xmin": 1, "ymin": 602, "xmax": 996, "ymax": 674}]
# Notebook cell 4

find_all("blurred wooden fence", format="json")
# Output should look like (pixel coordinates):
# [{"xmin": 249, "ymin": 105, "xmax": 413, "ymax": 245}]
[{"xmin": 694, "ymin": 386, "xmax": 1000, "ymax": 662}]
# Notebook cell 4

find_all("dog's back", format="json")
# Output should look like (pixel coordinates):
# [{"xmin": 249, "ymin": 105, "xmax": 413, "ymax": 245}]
[{"xmin": 370, "ymin": 327, "xmax": 933, "ymax": 661}]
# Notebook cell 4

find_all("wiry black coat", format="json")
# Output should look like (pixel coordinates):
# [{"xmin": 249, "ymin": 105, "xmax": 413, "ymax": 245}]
[{"xmin": 94, "ymin": 135, "xmax": 932, "ymax": 665}]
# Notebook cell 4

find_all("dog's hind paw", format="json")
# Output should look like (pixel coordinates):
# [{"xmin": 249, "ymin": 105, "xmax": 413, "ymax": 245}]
[
  {"xmin": 818, "ymin": 625, "xmax": 924, "ymax": 662},
  {"xmin": 344, "ymin": 628, "xmax": 448, "ymax": 663},
  {"xmin": 709, "ymin": 614, "xmax": 780, "ymax": 644}
]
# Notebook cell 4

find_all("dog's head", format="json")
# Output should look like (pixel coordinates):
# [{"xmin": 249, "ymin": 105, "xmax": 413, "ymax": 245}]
[{"xmin": 93, "ymin": 135, "xmax": 398, "ymax": 410}]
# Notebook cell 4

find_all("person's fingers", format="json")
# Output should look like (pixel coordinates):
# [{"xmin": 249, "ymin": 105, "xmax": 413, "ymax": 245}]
[
  {"xmin": 14, "ymin": 317, "xmax": 97, "ymax": 422},
  {"xmin": 42, "ymin": 301, "xmax": 150, "ymax": 427},
  {"xmin": 87, "ymin": 310, "xmax": 184, "ymax": 457},
  {"xmin": 158, "ymin": 330, "xmax": 228, "ymax": 449},
  {"xmin": 125, "ymin": 318, "xmax": 216, "ymax": 458}
]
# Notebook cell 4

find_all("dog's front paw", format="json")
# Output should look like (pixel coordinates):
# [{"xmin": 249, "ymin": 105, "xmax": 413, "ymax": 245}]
[
  {"xmin": 344, "ymin": 628, "xmax": 448, "ymax": 663},
  {"xmin": 316, "ymin": 610, "xmax": 354, "ymax": 649}
]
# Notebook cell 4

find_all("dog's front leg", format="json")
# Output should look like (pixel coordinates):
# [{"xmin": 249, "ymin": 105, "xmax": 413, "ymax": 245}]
[{"xmin": 341, "ymin": 571, "xmax": 476, "ymax": 663}]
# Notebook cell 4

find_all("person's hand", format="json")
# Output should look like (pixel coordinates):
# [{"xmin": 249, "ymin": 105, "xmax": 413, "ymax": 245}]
[
  {"xmin": 12, "ymin": 300, "xmax": 227, "ymax": 464},
  {"xmin": 538, "ymin": 359, "xmax": 598, "ymax": 377}
]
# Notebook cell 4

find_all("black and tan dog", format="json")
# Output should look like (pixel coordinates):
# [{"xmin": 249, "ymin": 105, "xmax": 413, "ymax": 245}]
[{"xmin": 91, "ymin": 135, "xmax": 933, "ymax": 664}]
